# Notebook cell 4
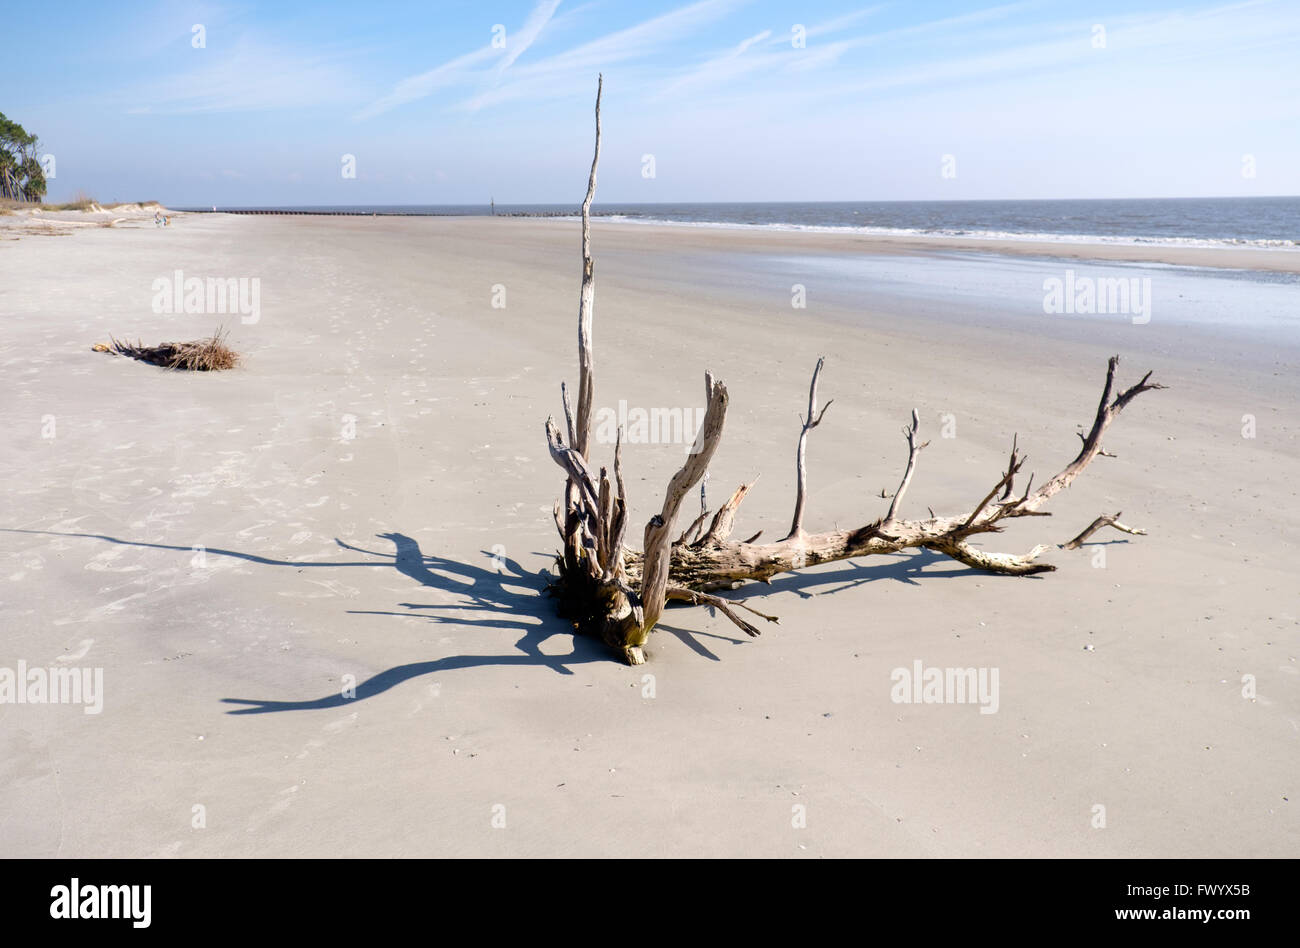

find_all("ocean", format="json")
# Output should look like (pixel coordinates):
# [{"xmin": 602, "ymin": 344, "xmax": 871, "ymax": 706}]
[{"xmin": 179, "ymin": 197, "xmax": 1300, "ymax": 250}]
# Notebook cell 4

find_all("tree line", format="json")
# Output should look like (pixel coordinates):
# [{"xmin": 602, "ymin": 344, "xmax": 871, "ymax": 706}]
[{"xmin": 1, "ymin": 112, "xmax": 47, "ymax": 202}]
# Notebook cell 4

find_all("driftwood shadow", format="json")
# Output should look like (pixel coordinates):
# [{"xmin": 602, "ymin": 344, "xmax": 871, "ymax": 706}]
[
  {"xmin": 1, "ymin": 528, "xmax": 601, "ymax": 714},
  {"xmin": 3, "ymin": 528, "xmax": 1039, "ymax": 714},
  {"xmin": 224, "ymin": 535, "xmax": 612, "ymax": 714}
]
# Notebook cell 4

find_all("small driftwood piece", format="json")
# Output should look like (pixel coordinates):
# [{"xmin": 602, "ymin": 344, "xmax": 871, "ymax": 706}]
[{"xmin": 1060, "ymin": 512, "xmax": 1148, "ymax": 550}]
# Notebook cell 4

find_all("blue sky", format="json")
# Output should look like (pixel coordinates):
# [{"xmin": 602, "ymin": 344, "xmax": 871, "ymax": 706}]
[{"xmin": 6, "ymin": 0, "xmax": 1299, "ymax": 204}]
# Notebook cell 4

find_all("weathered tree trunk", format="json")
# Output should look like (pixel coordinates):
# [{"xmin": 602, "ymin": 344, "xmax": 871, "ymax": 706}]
[{"xmin": 544, "ymin": 78, "xmax": 1166, "ymax": 663}]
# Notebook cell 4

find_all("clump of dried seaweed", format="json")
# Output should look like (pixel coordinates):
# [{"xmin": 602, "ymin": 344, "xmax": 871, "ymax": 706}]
[{"xmin": 94, "ymin": 328, "xmax": 240, "ymax": 371}]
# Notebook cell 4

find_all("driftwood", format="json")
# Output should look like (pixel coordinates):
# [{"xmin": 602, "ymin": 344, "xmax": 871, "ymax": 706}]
[
  {"xmin": 545, "ymin": 78, "xmax": 1166, "ymax": 664},
  {"xmin": 1060, "ymin": 512, "xmax": 1147, "ymax": 550}
]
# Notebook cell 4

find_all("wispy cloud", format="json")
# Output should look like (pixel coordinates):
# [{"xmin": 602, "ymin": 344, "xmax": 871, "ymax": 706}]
[
  {"xmin": 499, "ymin": 0, "xmax": 563, "ymax": 72},
  {"xmin": 812, "ymin": 0, "xmax": 1300, "ymax": 102},
  {"xmin": 459, "ymin": 0, "xmax": 747, "ymax": 111},
  {"xmin": 785, "ymin": 0, "xmax": 1040, "ymax": 70},
  {"xmin": 357, "ymin": 0, "xmax": 572, "ymax": 119},
  {"xmin": 354, "ymin": 45, "xmax": 497, "ymax": 120},
  {"xmin": 122, "ymin": 34, "xmax": 362, "ymax": 114},
  {"xmin": 660, "ymin": 28, "xmax": 774, "ymax": 96},
  {"xmin": 796, "ymin": 5, "xmax": 887, "ymax": 41}
]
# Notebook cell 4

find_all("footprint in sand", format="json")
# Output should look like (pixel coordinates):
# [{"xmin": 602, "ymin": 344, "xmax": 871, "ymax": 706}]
[
  {"xmin": 323, "ymin": 712, "xmax": 358, "ymax": 733},
  {"xmin": 268, "ymin": 785, "xmax": 299, "ymax": 815},
  {"xmin": 408, "ymin": 682, "xmax": 442, "ymax": 716},
  {"xmin": 289, "ymin": 578, "xmax": 360, "ymax": 599},
  {"xmin": 53, "ymin": 592, "xmax": 146, "ymax": 627},
  {"xmin": 296, "ymin": 738, "xmax": 325, "ymax": 760}
]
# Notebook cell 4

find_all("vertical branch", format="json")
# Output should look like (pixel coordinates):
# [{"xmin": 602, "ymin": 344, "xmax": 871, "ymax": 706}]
[
  {"xmin": 696, "ymin": 370, "xmax": 714, "ymax": 540},
  {"xmin": 606, "ymin": 430, "xmax": 628, "ymax": 578},
  {"xmin": 784, "ymin": 357, "xmax": 832, "ymax": 541},
  {"xmin": 998, "ymin": 433, "xmax": 1020, "ymax": 500},
  {"xmin": 597, "ymin": 468, "xmax": 613, "ymax": 570},
  {"xmin": 884, "ymin": 409, "xmax": 928, "ymax": 523},
  {"xmin": 560, "ymin": 381, "xmax": 577, "ymax": 447},
  {"xmin": 560, "ymin": 381, "xmax": 581, "ymax": 566},
  {"xmin": 573, "ymin": 74, "xmax": 603, "ymax": 462},
  {"xmin": 637, "ymin": 377, "xmax": 729, "ymax": 648}
]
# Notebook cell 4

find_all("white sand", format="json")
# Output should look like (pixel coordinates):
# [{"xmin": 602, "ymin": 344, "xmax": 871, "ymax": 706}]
[{"xmin": 0, "ymin": 213, "xmax": 1295, "ymax": 856}]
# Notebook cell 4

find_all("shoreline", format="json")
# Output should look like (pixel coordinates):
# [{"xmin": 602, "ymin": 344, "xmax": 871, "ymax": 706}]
[
  {"xmin": 561, "ymin": 214, "xmax": 1300, "ymax": 252},
  {"xmin": 161, "ymin": 203, "xmax": 1300, "ymax": 271},
  {"xmin": 7, "ymin": 204, "xmax": 1299, "ymax": 273},
  {"xmin": 583, "ymin": 217, "xmax": 1300, "ymax": 273}
]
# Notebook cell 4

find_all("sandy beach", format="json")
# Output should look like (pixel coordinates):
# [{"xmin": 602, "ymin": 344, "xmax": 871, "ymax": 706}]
[{"xmin": 1, "ymin": 211, "xmax": 1296, "ymax": 858}]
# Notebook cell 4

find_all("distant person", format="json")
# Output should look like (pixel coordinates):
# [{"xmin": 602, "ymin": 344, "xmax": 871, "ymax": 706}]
[{"xmin": 154, "ymin": 211, "xmax": 162, "ymax": 227}]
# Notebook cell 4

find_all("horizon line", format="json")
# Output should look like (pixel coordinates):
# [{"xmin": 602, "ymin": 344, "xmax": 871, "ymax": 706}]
[{"xmin": 162, "ymin": 194, "xmax": 1300, "ymax": 209}]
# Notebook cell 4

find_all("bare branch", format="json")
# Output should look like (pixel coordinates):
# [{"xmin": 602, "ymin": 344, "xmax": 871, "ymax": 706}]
[
  {"xmin": 606, "ymin": 430, "xmax": 628, "ymax": 574},
  {"xmin": 999, "ymin": 433, "xmax": 1020, "ymax": 500},
  {"xmin": 597, "ymin": 468, "xmax": 613, "ymax": 570},
  {"xmin": 1027, "ymin": 356, "xmax": 1166, "ymax": 511},
  {"xmin": 962, "ymin": 437, "xmax": 1024, "ymax": 529},
  {"xmin": 1077, "ymin": 430, "xmax": 1116, "ymax": 458},
  {"xmin": 545, "ymin": 417, "xmax": 600, "ymax": 508},
  {"xmin": 613, "ymin": 428, "xmax": 626, "ymax": 512},
  {"xmin": 885, "ymin": 408, "xmax": 929, "ymax": 523},
  {"xmin": 679, "ymin": 507, "xmax": 711, "ymax": 546},
  {"xmin": 785, "ymin": 357, "xmax": 832, "ymax": 540},
  {"xmin": 930, "ymin": 538, "xmax": 1055, "ymax": 575},
  {"xmin": 688, "ymin": 470, "xmax": 710, "ymax": 544},
  {"xmin": 561, "ymin": 381, "xmax": 576, "ymax": 447},
  {"xmin": 559, "ymin": 382, "xmax": 582, "ymax": 564},
  {"xmin": 699, "ymin": 370, "xmax": 714, "ymax": 518},
  {"xmin": 1060, "ymin": 512, "xmax": 1147, "ymax": 550},
  {"xmin": 701, "ymin": 479, "xmax": 756, "ymax": 545},
  {"xmin": 638, "ymin": 377, "xmax": 730, "ymax": 640},
  {"xmin": 665, "ymin": 585, "xmax": 779, "ymax": 637},
  {"xmin": 573, "ymin": 74, "xmax": 602, "ymax": 461}
]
